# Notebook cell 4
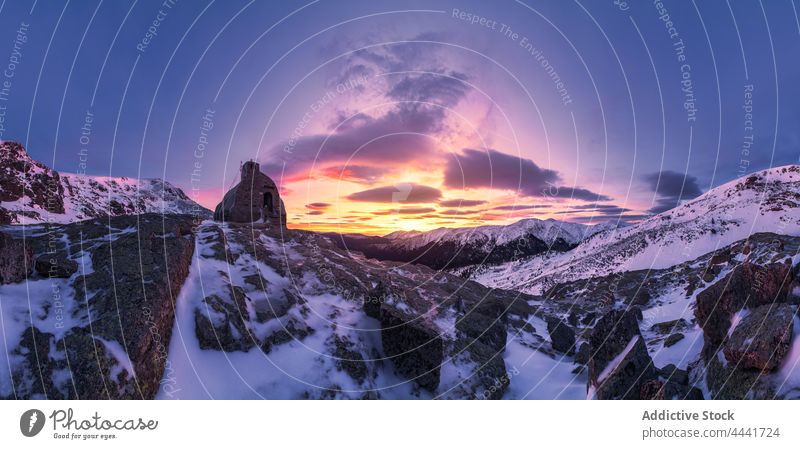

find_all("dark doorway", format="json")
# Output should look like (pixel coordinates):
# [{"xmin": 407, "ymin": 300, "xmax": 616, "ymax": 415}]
[{"xmin": 264, "ymin": 192, "xmax": 274, "ymax": 214}]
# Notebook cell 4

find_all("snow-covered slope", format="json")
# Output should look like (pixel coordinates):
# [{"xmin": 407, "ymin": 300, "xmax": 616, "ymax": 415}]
[
  {"xmin": 0, "ymin": 141, "xmax": 209, "ymax": 224},
  {"xmin": 384, "ymin": 218, "xmax": 607, "ymax": 250},
  {"xmin": 472, "ymin": 165, "xmax": 800, "ymax": 294},
  {"xmin": 332, "ymin": 218, "xmax": 627, "ymax": 270}
]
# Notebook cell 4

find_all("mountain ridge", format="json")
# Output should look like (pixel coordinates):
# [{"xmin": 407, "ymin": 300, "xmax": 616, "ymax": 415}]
[{"xmin": 0, "ymin": 141, "xmax": 210, "ymax": 224}]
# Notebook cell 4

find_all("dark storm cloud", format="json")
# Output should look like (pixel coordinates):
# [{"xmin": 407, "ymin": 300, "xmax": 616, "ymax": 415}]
[
  {"xmin": 347, "ymin": 184, "xmax": 442, "ymax": 203},
  {"xmin": 438, "ymin": 199, "xmax": 487, "ymax": 207},
  {"xmin": 444, "ymin": 148, "xmax": 611, "ymax": 201},
  {"xmin": 642, "ymin": 170, "xmax": 703, "ymax": 214}
]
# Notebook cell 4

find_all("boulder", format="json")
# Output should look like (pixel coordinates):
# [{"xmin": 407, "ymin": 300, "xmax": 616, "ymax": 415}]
[
  {"xmin": 34, "ymin": 253, "xmax": 78, "ymax": 278},
  {"xmin": 575, "ymin": 342, "xmax": 590, "ymax": 365},
  {"xmin": 640, "ymin": 379, "xmax": 704, "ymax": 400},
  {"xmin": 68, "ymin": 214, "xmax": 196, "ymax": 399},
  {"xmin": 664, "ymin": 333, "xmax": 685, "ymax": 348},
  {"xmin": 723, "ymin": 304, "xmax": 794, "ymax": 371},
  {"xmin": 381, "ymin": 308, "xmax": 443, "ymax": 392},
  {"xmin": 546, "ymin": 317, "xmax": 576, "ymax": 355},
  {"xmin": 658, "ymin": 364, "xmax": 688, "ymax": 385},
  {"xmin": 260, "ymin": 318, "xmax": 314, "ymax": 353},
  {"xmin": 588, "ymin": 309, "xmax": 657, "ymax": 399},
  {"xmin": 195, "ymin": 286, "xmax": 256, "ymax": 352},
  {"xmin": 454, "ymin": 296, "xmax": 510, "ymax": 399},
  {"xmin": 704, "ymin": 354, "xmax": 775, "ymax": 399},
  {"xmin": 0, "ymin": 232, "xmax": 33, "ymax": 284},
  {"xmin": 695, "ymin": 262, "xmax": 794, "ymax": 353},
  {"xmin": 650, "ymin": 318, "xmax": 689, "ymax": 334}
]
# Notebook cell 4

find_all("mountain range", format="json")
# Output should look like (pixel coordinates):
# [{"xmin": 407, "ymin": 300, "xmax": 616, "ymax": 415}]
[
  {"xmin": 0, "ymin": 141, "xmax": 210, "ymax": 225},
  {"xmin": 0, "ymin": 142, "xmax": 798, "ymax": 400}
]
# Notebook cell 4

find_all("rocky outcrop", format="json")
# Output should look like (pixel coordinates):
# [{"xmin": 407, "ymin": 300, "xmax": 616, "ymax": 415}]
[
  {"xmin": 588, "ymin": 309, "xmax": 657, "ymax": 399},
  {"xmin": 723, "ymin": 304, "xmax": 794, "ymax": 371},
  {"xmin": 546, "ymin": 317, "xmax": 576, "ymax": 354},
  {"xmin": 0, "ymin": 141, "xmax": 210, "ymax": 224},
  {"xmin": 381, "ymin": 308, "xmax": 443, "ymax": 392},
  {"xmin": 34, "ymin": 252, "xmax": 78, "ymax": 278},
  {"xmin": 0, "ymin": 141, "xmax": 65, "ymax": 218},
  {"xmin": 0, "ymin": 231, "xmax": 33, "ymax": 284},
  {"xmin": 4, "ymin": 214, "xmax": 197, "ymax": 399},
  {"xmin": 695, "ymin": 261, "xmax": 794, "ymax": 354},
  {"xmin": 195, "ymin": 286, "xmax": 256, "ymax": 352}
]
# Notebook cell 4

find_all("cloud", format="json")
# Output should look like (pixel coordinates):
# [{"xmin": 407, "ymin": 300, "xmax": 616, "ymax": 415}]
[
  {"xmin": 386, "ymin": 71, "xmax": 470, "ymax": 108},
  {"xmin": 439, "ymin": 209, "xmax": 482, "ymax": 216},
  {"xmin": 347, "ymin": 183, "xmax": 442, "ymax": 203},
  {"xmin": 305, "ymin": 202, "xmax": 331, "ymax": 210},
  {"xmin": 318, "ymin": 164, "xmax": 390, "ymax": 184},
  {"xmin": 438, "ymin": 198, "xmax": 487, "ymax": 207},
  {"xmin": 492, "ymin": 204, "xmax": 551, "ymax": 211},
  {"xmin": 642, "ymin": 170, "xmax": 703, "ymax": 213},
  {"xmin": 264, "ymin": 69, "xmax": 473, "ymax": 184},
  {"xmin": 264, "ymin": 108, "xmax": 443, "ymax": 182},
  {"xmin": 444, "ymin": 148, "xmax": 610, "ymax": 201},
  {"xmin": 568, "ymin": 214, "xmax": 650, "ymax": 223},
  {"xmin": 307, "ymin": 210, "xmax": 324, "ymax": 216},
  {"xmin": 373, "ymin": 207, "xmax": 437, "ymax": 215}
]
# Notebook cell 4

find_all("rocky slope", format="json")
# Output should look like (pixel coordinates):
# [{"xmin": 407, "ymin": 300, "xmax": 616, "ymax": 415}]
[
  {"xmin": 0, "ymin": 214, "xmax": 197, "ymax": 399},
  {"xmin": 1, "ymin": 164, "xmax": 798, "ymax": 400},
  {"xmin": 0, "ymin": 141, "xmax": 210, "ymax": 225},
  {"xmin": 470, "ymin": 165, "xmax": 800, "ymax": 295},
  {"xmin": 2, "ymin": 215, "xmax": 574, "ymax": 399}
]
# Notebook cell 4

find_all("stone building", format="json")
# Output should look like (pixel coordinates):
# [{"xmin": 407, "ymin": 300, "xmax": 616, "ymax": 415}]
[{"xmin": 213, "ymin": 161, "xmax": 286, "ymax": 226}]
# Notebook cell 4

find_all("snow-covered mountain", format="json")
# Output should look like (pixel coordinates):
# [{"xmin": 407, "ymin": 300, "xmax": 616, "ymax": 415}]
[
  {"xmin": 1, "ymin": 165, "xmax": 799, "ymax": 400},
  {"xmin": 471, "ymin": 165, "xmax": 800, "ymax": 295},
  {"xmin": 0, "ymin": 141, "xmax": 210, "ymax": 224},
  {"xmin": 330, "ymin": 218, "xmax": 627, "ymax": 270}
]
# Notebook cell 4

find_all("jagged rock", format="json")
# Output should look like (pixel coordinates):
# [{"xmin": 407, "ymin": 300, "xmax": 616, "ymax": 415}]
[
  {"xmin": 664, "ymin": 333, "xmax": 685, "ymax": 348},
  {"xmin": 457, "ymin": 298, "xmax": 507, "ymax": 352},
  {"xmin": 588, "ymin": 309, "xmax": 657, "ymax": 399},
  {"xmin": 381, "ymin": 308, "xmax": 443, "ymax": 392},
  {"xmin": 364, "ymin": 281, "xmax": 388, "ymax": 319},
  {"xmin": 195, "ymin": 286, "xmax": 256, "ymax": 352},
  {"xmin": 67, "ymin": 214, "xmax": 196, "ymax": 399},
  {"xmin": 10, "ymin": 327, "xmax": 62, "ymax": 399},
  {"xmin": 695, "ymin": 262, "xmax": 794, "ymax": 353},
  {"xmin": 723, "ymin": 304, "xmax": 794, "ymax": 371},
  {"xmin": 575, "ymin": 342, "xmax": 590, "ymax": 365},
  {"xmin": 454, "ymin": 296, "xmax": 510, "ymax": 399},
  {"xmin": 640, "ymin": 379, "xmax": 703, "ymax": 400},
  {"xmin": 0, "ymin": 232, "xmax": 33, "ymax": 284},
  {"xmin": 705, "ymin": 354, "xmax": 775, "ymax": 399},
  {"xmin": 333, "ymin": 335, "xmax": 368, "ymax": 384},
  {"xmin": 34, "ymin": 253, "xmax": 78, "ymax": 278},
  {"xmin": 658, "ymin": 364, "xmax": 689, "ymax": 385},
  {"xmin": 650, "ymin": 318, "xmax": 689, "ymax": 334},
  {"xmin": 0, "ymin": 208, "xmax": 11, "ymax": 225},
  {"xmin": 546, "ymin": 317, "xmax": 576, "ymax": 354},
  {"xmin": 260, "ymin": 318, "xmax": 314, "ymax": 353}
]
